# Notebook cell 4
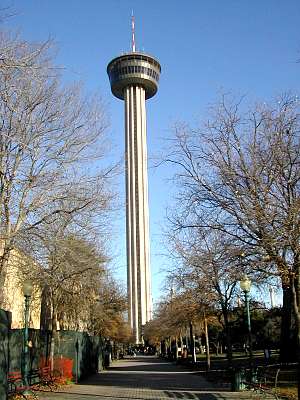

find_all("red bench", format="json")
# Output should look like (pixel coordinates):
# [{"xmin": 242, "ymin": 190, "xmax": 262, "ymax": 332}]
[
  {"xmin": 38, "ymin": 366, "xmax": 59, "ymax": 389},
  {"xmin": 7, "ymin": 371, "xmax": 35, "ymax": 398},
  {"xmin": 27, "ymin": 365, "xmax": 61, "ymax": 390},
  {"xmin": 8, "ymin": 369, "xmax": 53, "ymax": 397}
]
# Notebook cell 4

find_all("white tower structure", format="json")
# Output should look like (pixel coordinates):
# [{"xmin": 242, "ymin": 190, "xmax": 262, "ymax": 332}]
[{"xmin": 107, "ymin": 17, "xmax": 161, "ymax": 343}]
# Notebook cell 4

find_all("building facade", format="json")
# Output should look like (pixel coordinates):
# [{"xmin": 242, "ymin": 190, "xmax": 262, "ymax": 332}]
[{"xmin": 0, "ymin": 246, "xmax": 41, "ymax": 329}]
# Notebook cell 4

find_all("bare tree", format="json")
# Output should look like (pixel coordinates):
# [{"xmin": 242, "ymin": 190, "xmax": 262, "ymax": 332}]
[
  {"xmin": 0, "ymin": 32, "xmax": 115, "ymax": 302},
  {"xmin": 145, "ymin": 287, "xmax": 216, "ymax": 368},
  {"xmin": 20, "ymin": 230, "xmax": 107, "ymax": 366},
  {"xmin": 89, "ymin": 283, "xmax": 128, "ymax": 340},
  {"xmin": 166, "ymin": 94, "xmax": 300, "ymax": 372},
  {"xmin": 168, "ymin": 229, "xmax": 243, "ymax": 364}
]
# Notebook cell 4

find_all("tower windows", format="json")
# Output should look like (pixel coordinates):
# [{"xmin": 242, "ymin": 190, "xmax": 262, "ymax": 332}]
[{"xmin": 110, "ymin": 64, "xmax": 159, "ymax": 82}]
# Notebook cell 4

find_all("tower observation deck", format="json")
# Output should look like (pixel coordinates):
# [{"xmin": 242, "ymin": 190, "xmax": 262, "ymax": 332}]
[
  {"xmin": 107, "ymin": 52, "xmax": 160, "ymax": 100},
  {"xmin": 107, "ymin": 51, "xmax": 161, "ymax": 343}
]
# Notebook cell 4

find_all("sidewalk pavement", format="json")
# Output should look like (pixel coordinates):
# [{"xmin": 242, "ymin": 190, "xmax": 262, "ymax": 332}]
[{"xmin": 36, "ymin": 355, "xmax": 263, "ymax": 399}]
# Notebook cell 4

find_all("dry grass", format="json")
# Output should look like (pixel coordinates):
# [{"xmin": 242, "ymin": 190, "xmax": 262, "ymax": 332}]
[{"xmin": 277, "ymin": 387, "xmax": 298, "ymax": 400}]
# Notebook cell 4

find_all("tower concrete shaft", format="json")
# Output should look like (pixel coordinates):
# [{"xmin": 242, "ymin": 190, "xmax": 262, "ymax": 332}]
[
  {"xmin": 125, "ymin": 85, "xmax": 151, "ymax": 342},
  {"xmin": 107, "ymin": 52, "xmax": 160, "ymax": 342}
]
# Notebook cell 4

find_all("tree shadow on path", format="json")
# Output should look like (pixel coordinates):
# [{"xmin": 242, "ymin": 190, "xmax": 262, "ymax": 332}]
[{"xmin": 37, "ymin": 391, "xmax": 232, "ymax": 399}]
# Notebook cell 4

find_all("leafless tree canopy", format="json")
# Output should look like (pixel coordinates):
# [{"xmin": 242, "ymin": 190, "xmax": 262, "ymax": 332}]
[
  {"xmin": 165, "ymin": 93, "xmax": 300, "ymax": 363},
  {"xmin": 0, "ymin": 31, "xmax": 129, "ymax": 345},
  {"xmin": 0, "ymin": 33, "xmax": 115, "ymax": 278}
]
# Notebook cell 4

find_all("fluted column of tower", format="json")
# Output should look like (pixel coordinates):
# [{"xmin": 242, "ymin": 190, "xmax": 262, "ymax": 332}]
[
  {"xmin": 107, "ymin": 45, "xmax": 160, "ymax": 343},
  {"xmin": 125, "ymin": 85, "xmax": 152, "ymax": 341}
]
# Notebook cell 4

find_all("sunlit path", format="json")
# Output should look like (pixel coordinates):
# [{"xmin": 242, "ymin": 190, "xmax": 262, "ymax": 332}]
[{"xmin": 37, "ymin": 356, "xmax": 259, "ymax": 399}]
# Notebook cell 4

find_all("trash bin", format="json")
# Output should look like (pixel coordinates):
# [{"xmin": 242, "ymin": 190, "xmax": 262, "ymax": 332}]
[{"xmin": 231, "ymin": 368, "xmax": 245, "ymax": 391}]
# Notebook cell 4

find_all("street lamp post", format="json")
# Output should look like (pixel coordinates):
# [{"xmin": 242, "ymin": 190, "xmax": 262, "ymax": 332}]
[
  {"xmin": 22, "ymin": 279, "xmax": 33, "ymax": 395},
  {"xmin": 239, "ymin": 275, "xmax": 253, "ymax": 369}
]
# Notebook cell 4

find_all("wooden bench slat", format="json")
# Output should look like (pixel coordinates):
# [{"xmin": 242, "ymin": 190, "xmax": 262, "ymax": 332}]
[{"xmin": 8, "ymin": 372, "xmax": 22, "ymax": 380}]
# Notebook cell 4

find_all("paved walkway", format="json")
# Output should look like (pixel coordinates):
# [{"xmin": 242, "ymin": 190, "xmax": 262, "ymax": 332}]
[{"xmin": 37, "ymin": 356, "xmax": 258, "ymax": 399}]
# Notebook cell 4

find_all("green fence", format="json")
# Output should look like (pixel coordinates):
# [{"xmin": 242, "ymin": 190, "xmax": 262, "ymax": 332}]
[
  {"xmin": 0, "ymin": 309, "xmax": 11, "ymax": 400},
  {"xmin": 0, "ymin": 308, "xmax": 105, "ymax": 399},
  {"xmin": 7, "ymin": 329, "xmax": 104, "ymax": 379},
  {"xmin": 55, "ymin": 331, "xmax": 105, "ymax": 381}
]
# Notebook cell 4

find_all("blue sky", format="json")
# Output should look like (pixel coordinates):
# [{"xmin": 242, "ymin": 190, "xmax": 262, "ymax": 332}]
[{"xmin": 3, "ymin": 0, "xmax": 300, "ymax": 304}]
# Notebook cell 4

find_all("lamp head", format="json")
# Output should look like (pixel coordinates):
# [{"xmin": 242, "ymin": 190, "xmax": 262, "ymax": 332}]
[
  {"xmin": 23, "ymin": 279, "xmax": 33, "ymax": 297},
  {"xmin": 240, "ymin": 275, "xmax": 251, "ymax": 293}
]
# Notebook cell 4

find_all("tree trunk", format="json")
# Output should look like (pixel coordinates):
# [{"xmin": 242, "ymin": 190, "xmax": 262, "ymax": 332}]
[
  {"xmin": 50, "ymin": 328, "xmax": 56, "ymax": 371},
  {"xmin": 291, "ymin": 269, "xmax": 300, "ymax": 399},
  {"xmin": 179, "ymin": 334, "xmax": 183, "ymax": 358},
  {"xmin": 185, "ymin": 327, "xmax": 189, "ymax": 354},
  {"xmin": 167, "ymin": 337, "xmax": 171, "ymax": 358},
  {"xmin": 175, "ymin": 336, "xmax": 179, "ymax": 360},
  {"xmin": 223, "ymin": 309, "xmax": 233, "ymax": 365},
  {"xmin": 189, "ymin": 322, "xmax": 197, "ymax": 363},
  {"xmin": 0, "ymin": 243, "xmax": 12, "ymax": 306},
  {"xmin": 162, "ymin": 340, "xmax": 167, "ymax": 356},
  {"xmin": 297, "ymin": 330, "xmax": 300, "ymax": 400},
  {"xmin": 204, "ymin": 314, "xmax": 210, "ymax": 370},
  {"xmin": 280, "ymin": 283, "xmax": 296, "ymax": 362},
  {"xmin": 49, "ymin": 302, "xmax": 57, "ymax": 371}
]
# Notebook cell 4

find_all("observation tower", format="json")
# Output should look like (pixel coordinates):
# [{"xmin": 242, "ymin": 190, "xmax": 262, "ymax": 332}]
[{"xmin": 107, "ymin": 16, "xmax": 161, "ymax": 343}]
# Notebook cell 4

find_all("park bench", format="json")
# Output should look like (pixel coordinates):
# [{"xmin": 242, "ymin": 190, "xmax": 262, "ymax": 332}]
[
  {"xmin": 37, "ymin": 366, "xmax": 60, "ymax": 389},
  {"xmin": 8, "ymin": 371, "xmax": 26, "ymax": 397},
  {"xmin": 28, "ymin": 365, "xmax": 61, "ymax": 391},
  {"xmin": 8, "ymin": 366, "xmax": 60, "ymax": 397},
  {"xmin": 7, "ymin": 371, "xmax": 38, "ymax": 399},
  {"xmin": 243, "ymin": 366, "xmax": 281, "ymax": 399}
]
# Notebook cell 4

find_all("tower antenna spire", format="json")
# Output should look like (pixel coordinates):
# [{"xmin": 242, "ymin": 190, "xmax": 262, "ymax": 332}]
[{"xmin": 131, "ymin": 10, "xmax": 136, "ymax": 52}]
